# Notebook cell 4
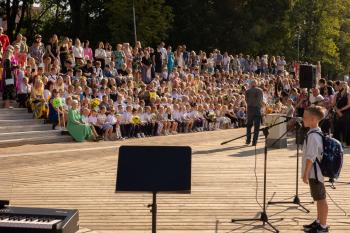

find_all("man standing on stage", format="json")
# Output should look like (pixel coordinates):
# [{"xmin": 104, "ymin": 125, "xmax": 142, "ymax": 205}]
[{"xmin": 245, "ymin": 80, "xmax": 264, "ymax": 146}]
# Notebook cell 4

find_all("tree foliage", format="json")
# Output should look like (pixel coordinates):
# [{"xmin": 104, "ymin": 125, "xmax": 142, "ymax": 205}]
[{"xmin": 105, "ymin": 0, "xmax": 173, "ymax": 46}]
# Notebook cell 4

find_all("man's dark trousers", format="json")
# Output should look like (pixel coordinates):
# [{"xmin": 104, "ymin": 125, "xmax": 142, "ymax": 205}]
[{"xmin": 246, "ymin": 107, "xmax": 261, "ymax": 145}]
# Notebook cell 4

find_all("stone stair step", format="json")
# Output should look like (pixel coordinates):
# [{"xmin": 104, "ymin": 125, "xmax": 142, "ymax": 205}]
[
  {"xmin": 0, "ymin": 119, "xmax": 44, "ymax": 126},
  {"xmin": 0, "ymin": 108, "xmax": 28, "ymax": 113},
  {"xmin": 0, "ymin": 130, "xmax": 63, "ymax": 140},
  {"xmin": 0, "ymin": 124, "xmax": 53, "ymax": 133},
  {"xmin": 0, "ymin": 135, "xmax": 73, "ymax": 148},
  {"xmin": 0, "ymin": 113, "xmax": 34, "ymax": 120}
]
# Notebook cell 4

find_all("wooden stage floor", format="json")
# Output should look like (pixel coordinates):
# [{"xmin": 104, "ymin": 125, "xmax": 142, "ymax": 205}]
[{"xmin": 0, "ymin": 129, "xmax": 349, "ymax": 233}]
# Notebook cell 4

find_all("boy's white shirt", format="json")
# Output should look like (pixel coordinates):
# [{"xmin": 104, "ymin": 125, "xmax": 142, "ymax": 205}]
[
  {"xmin": 122, "ymin": 112, "xmax": 132, "ymax": 123},
  {"xmin": 106, "ymin": 114, "xmax": 117, "ymax": 125},
  {"xmin": 88, "ymin": 115, "xmax": 97, "ymax": 125},
  {"xmin": 18, "ymin": 82, "xmax": 31, "ymax": 94},
  {"xmin": 190, "ymin": 110, "xmax": 199, "ymax": 119},
  {"xmin": 141, "ymin": 112, "xmax": 150, "ymax": 122},
  {"xmin": 97, "ymin": 113, "xmax": 107, "ymax": 124},
  {"xmin": 82, "ymin": 115, "xmax": 89, "ymax": 124},
  {"xmin": 172, "ymin": 111, "xmax": 181, "ymax": 121},
  {"xmin": 301, "ymin": 127, "xmax": 324, "ymax": 182}
]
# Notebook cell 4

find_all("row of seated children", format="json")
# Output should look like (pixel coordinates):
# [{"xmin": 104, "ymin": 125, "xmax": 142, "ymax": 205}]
[{"xmin": 77, "ymin": 103, "xmax": 247, "ymax": 140}]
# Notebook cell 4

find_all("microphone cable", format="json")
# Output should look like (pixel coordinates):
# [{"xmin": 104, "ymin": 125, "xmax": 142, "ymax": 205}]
[{"xmin": 253, "ymin": 144, "xmax": 263, "ymax": 209}]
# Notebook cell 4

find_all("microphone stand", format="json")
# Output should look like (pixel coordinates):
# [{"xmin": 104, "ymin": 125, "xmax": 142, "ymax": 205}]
[
  {"xmin": 268, "ymin": 119, "xmax": 313, "ymax": 213},
  {"xmin": 223, "ymin": 120, "xmax": 286, "ymax": 233}
]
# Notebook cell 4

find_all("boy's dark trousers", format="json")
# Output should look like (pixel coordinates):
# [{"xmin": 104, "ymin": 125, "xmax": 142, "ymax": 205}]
[
  {"xmin": 120, "ymin": 123, "xmax": 132, "ymax": 138},
  {"xmin": 52, "ymin": 120, "xmax": 59, "ymax": 130},
  {"xmin": 194, "ymin": 119, "xmax": 203, "ymax": 129},
  {"xmin": 144, "ymin": 123, "xmax": 156, "ymax": 136},
  {"xmin": 17, "ymin": 93, "xmax": 28, "ymax": 108},
  {"xmin": 176, "ymin": 121, "xmax": 186, "ymax": 133}
]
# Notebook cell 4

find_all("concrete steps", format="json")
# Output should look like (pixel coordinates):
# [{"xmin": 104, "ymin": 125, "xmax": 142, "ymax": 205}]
[
  {"xmin": 0, "ymin": 130, "xmax": 64, "ymax": 140},
  {"xmin": 0, "ymin": 104, "xmax": 73, "ymax": 147},
  {"xmin": 0, "ymin": 113, "xmax": 34, "ymax": 120},
  {"xmin": 0, "ymin": 134, "xmax": 73, "ymax": 147},
  {"xmin": 0, "ymin": 119, "xmax": 44, "ymax": 126},
  {"xmin": 0, "ymin": 124, "xmax": 53, "ymax": 133},
  {"xmin": 0, "ymin": 108, "xmax": 28, "ymax": 113}
]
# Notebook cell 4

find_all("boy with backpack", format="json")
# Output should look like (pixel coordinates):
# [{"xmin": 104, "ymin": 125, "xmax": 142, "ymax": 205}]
[{"xmin": 302, "ymin": 106, "xmax": 329, "ymax": 233}]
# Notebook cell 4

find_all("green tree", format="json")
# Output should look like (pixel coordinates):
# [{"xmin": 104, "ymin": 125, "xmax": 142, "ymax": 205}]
[
  {"xmin": 290, "ymin": 0, "xmax": 343, "ymax": 75},
  {"xmin": 105, "ymin": 0, "xmax": 173, "ymax": 46},
  {"xmin": 338, "ymin": 1, "xmax": 350, "ymax": 75}
]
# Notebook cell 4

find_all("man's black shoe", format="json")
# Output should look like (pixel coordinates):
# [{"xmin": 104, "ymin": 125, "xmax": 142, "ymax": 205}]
[
  {"xmin": 303, "ymin": 220, "xmax": 319, "ymax": 231},
  {"xmin": 245, "ymin": 141, "xmax": 250, "ymax": 145}
]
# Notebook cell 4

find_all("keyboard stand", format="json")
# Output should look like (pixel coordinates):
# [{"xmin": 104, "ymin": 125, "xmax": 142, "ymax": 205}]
[{"xmin": 0, "ymin": 200, "xmax": 9, "ymax": 209}]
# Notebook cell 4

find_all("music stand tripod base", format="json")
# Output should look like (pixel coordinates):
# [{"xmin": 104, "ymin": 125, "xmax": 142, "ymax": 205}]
[{"xmin": 231, "ymin": 211, "xmax": 283, "ymax": 233}]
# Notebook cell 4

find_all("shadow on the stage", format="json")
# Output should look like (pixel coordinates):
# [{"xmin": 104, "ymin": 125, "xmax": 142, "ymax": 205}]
[{"xmin": 193, "ymin": 145, "xmax": 250, "ymax": 155}]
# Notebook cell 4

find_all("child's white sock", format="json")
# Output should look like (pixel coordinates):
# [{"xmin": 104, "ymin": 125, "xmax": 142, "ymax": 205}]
[
  {"xmin": 316, "ymin": 219, "xmax": 320, "ymax": 224},
  {"xmin": 320, "ymin": 224, "xmax": 327, "ymax": 229}
]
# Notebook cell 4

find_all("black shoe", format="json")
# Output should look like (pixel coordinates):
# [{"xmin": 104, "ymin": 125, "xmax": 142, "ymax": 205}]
[
  {"xmin": 303, "ymin": 220, "xmax": 319, "ymax": 231},
  {"xmin": 308, "ymin": 224, "xmax": 329, "ymax": 233},
  {"xmin": 245, "ymin": 141, "xmax": 251, "ymax": 145},
  {"xmin": 252, "ymin": 142, "xmax": 257, "ymax": 146}
]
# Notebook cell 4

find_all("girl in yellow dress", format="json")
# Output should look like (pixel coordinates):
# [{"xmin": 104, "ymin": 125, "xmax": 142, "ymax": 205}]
[{"xmin": 29, "ymin": 79, "xmax": 48, "ymax": 119}]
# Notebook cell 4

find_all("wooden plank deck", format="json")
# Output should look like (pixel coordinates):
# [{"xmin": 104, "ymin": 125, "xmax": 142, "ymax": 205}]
[{"xmin": 0, "ymin": 129, "xmax": 349, "ymax": 233}]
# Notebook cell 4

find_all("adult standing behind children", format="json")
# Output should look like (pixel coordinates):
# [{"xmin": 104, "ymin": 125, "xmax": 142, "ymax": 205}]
[
  {"xmin": 245, "ymin": 80, "xmax": 263, "ymax": 146},
  {"xmin": 302, "ymin": 106, "xmax": 329, "ymax": 233}
]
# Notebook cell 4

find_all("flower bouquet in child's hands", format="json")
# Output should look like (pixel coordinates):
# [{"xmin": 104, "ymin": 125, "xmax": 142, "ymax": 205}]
[
  {"xmin": 208, "ymin": 111, "xmax": 216, "ymax": 122},
  {"xmin": 52, "ymin": 97, "xmax": 62, "ymax": 109},
  {"xmin": 91, "ymin": 98, "xmax": 100, "ymax": 112},
  {"xmin": 132, "ymin": 115, "xmax": 141, "ymax": 125},
  {"xmin": 150, "ymin": 113, "xmax": 157, "ymax": 123}
]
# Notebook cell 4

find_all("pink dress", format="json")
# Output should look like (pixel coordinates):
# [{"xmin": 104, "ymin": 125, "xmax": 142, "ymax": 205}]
[{"xmin": 83, "ymin": 48, "xmax": 93, "ymax": 61}]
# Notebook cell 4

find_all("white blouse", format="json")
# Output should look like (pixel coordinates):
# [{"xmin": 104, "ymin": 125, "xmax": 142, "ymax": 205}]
[
  {"xmin": 95, "ymin": 48, "xmax": 106, "ymax": 59},
  {"xmin": 73, "ymin": 46, "xmax": 84, "ymax": 59}
]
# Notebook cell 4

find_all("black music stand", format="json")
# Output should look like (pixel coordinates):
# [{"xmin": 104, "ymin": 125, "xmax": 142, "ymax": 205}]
[{"xmin": 116, "ymin": 146, "xmax": 192, "ymax": 233}]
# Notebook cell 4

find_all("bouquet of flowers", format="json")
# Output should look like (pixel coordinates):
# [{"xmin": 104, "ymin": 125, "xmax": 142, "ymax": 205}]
[
  {"xmin": 91, "ymin": 98, "xmax": 100, "ymax": 111},
  {"xmin": 150, "ymin": 113, "xmax": 157, "ymax": 122},
  {"xmin": 208, "ymin": 111, "xmax": 216, "ymax": 122},
  {"xmin": 132, "ymin": 115, "xmax": 141, "ymax": 125},
  {"xmin": 52, "ymin": 97, "xmax": 62, "ymax": 109}
]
